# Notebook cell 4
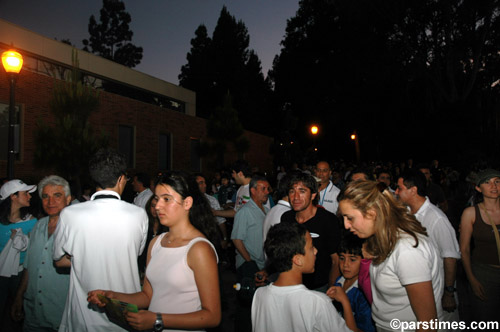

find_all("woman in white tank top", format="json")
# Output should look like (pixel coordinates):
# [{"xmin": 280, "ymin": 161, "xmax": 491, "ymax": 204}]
[{"xmin": 88, "ymin": 171, "xmax": 221, "ymax": 331}]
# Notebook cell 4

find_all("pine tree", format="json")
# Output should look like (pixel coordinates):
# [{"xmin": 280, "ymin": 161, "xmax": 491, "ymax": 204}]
[
  {"xmin": 82, "ymin": 0, "xmax": 143, "ymax": 68},
  {"xmin": 179, "ymin": 6, "xmax": 272, "ymax": 134}
]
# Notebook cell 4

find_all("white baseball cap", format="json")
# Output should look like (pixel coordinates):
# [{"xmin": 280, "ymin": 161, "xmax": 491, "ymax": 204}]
[{"xmin": 0, "ymin": 179, "xmax": 37, "ymax": 201}]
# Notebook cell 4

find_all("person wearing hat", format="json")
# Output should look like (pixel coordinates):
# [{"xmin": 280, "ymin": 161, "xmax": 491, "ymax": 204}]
[
  {"xmin": 459, "ymin": 168, "xmax": 500, "ymax": 325},
  {"xmin": 0, "ymin": 179, "xmax": 38, "ymax": 325}
]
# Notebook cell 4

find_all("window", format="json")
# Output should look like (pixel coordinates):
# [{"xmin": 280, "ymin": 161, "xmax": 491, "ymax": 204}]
[
  {"xmin": 0, "ymin": 102, "xmax": 21, "ymax": 161},
  {"xmin": 118, "ymin": 125, "xmax": 135, "ymax": 168},
  {"xmin": 159, "ymin": 133, "xmax": 172, "ymax": 171},
  {"xmin": 190, "ymin": 138, "xmax": 201, "ymax": 172}
]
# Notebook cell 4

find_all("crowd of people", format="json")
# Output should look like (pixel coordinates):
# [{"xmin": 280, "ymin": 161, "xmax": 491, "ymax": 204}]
[{"xmin": 0, "ymin": 151, "xmax": 499, "ymax": 332}]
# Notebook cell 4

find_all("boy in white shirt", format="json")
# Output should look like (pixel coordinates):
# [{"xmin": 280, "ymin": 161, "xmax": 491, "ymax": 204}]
[{"xmin": 251, "ymin": 222, "xmax": 356, "ymax": 332}]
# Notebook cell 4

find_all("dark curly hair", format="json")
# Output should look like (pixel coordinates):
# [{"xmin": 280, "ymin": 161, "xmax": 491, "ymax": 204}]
[{"xmin": 265, "ymin": 222, "xmax": 307, "ymax": 273}]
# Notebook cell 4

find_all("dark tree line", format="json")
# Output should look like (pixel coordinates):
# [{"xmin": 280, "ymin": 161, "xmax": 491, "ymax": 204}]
[
  {"xmin": 77, "ymin": 0, "xmax": 500, "ymax": 166},
  {"xmin": 179, "ymin": 6, "xmax": 272, "ymax": 135},
  {"xmin": 269, "ymin": 0, "xmax": 500, "ymax": 164}
]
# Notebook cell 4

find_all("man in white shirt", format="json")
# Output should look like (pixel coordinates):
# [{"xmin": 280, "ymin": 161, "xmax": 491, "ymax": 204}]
[
  {"xmin": 262, "ymin": 174, "xmax": 291, "ymax": 243},
  {"xmin": 396, "ymin": 169, "xmax": 460, "ymax": 323},
  {"xmin": 314, "ymin": 161, "xmax": 340, "ymax": 214},
  {"xmin": 52, "ymin": 149, "xmax": 148, "ymax": 332},
  {"xmin": 213, "ymin": 160, "xmax": 253, "ymax": 219},
  {"xmin": 132, "ymin": 172, "xmax": 153, "ymax": 209}
]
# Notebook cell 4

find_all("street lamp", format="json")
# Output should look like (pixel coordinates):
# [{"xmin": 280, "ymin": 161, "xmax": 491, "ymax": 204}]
[
  {"xmin": 350, "ymin": 131, "xmax": 360, "ymax": 164},
  {"xmin": 310, "ymin": 125, "xmax": 319, "ymax": 135},
  {"xmin": 2, "ymin": 50, "xmax": 23, "ymax": 179}
]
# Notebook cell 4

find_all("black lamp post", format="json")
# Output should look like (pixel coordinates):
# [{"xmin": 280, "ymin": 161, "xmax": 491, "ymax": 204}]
[{"xmin": 2, "ymin": 50, "xmax": 23, "ymax": 179}]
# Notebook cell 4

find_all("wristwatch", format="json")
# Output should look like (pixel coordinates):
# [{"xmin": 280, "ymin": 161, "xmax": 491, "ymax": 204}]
[
  {"xmin": 154, "ymin": 313, "xmax": 164, "ymax": 331},
  {"xmin": 444, "ymin": 286, "xmax": 456, "ymax": 293}
]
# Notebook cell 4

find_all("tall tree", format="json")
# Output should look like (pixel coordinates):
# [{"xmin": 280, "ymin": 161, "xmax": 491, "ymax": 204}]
[
  {"xmin": 204, "ymin": 93, "xmax": 249, "ymax": 168},
  {"xmin": 271, "ymin": 0, "xmax": 500, "ymax": 162},
  {"xmin": 382, "ymin": 0, "xmax": 500, "ymax": 156},
  {"xmin": 179, "ymin": 6, "xmax": 272, "ymax": 134},
  {"xmin": 34, "ymin": 50, "xmax": 108, "ymax": 192},
  {"xmin": 82, "ymin": 0, "xmax": 143, "ymax": 68},
  {"xmin": 179, "ymin": 25, "xmax": 215, "ymax": 119}
]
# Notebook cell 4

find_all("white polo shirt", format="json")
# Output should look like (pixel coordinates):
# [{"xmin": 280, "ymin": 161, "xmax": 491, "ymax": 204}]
[
  {"xmin": 317, "ymin": 181, "xmax": 340, "ymax": 214},
  {"xmin": 53, "ymin": 190, "xmax": 148, "ymax": 332},
  {"xmin": 414, "ymin": 197, "xmax": 460, "ymax": 260}
]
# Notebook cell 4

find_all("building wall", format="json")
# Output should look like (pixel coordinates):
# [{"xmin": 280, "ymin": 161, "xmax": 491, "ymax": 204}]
[
  {"xmin": 0, "ymin": 18, "xmax": 274, "ymax": 183},
  {"xmin": 0, "ymin": 67, "xmax": 274, "ymax": 182}
]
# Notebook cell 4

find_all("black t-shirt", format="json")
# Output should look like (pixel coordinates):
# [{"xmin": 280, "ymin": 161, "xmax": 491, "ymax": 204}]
[{"xmin": 281, "ymin": 207, "xmax": 341, "ymax": 289}]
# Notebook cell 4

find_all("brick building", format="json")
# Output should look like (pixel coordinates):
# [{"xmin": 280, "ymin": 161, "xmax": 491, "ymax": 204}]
[{"xmin": 0, "ymin": 19, "xmax": 273, "ymax": 183}]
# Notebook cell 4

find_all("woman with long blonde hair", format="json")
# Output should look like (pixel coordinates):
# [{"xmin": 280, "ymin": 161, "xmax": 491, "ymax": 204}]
[{"xmin": 338, "ymin": 181, "xmax": 443, "ymax": 332}]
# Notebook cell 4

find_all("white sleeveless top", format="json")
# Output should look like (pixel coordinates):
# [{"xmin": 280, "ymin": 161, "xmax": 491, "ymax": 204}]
[{"xmin": 146, "ymin": 233, "xmax": 218, "ymax": 332}]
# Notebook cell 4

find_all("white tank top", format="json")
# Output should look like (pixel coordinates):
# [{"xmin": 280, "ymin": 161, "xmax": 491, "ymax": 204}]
[{"xmin": 146, "ymin": 233, "xmax": 217, "ymax": 332}]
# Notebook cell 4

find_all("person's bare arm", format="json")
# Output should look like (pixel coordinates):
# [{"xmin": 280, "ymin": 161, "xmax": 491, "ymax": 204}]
[
  {"xmin": 329, "ymin": 253, "xmax": 340, "ymax": 286},
  {"xmin": 124, "ymin": 241, "xmax": 221, "ymax": 330},
  {"xmin": 88, "ymin": 236, "xmax": 159, "ymax": 310},
  {"xmin": 54, "ymin": 254, "xmax": 71, "ymax": 268},
  {"xmin": 326, "ymin": 286, "xmax": 360, "ymax": 332},
  {"xmin": 441, "ymin": 257, "xmax": 457, "ymax": 312},
  {"xmin": 213, "ymin": 209, "xmax": 236, "ymax": 218},
  {"xmin": 218, "ymin": 223, "xmax": 229, "ymax": 249},
  {"xmin": 405, "ymin": 281, "xmax": 437, "ymax": 332},
  {"xmin": 459, "ymin": 207, "xmax": 486, "ymax": 300}
]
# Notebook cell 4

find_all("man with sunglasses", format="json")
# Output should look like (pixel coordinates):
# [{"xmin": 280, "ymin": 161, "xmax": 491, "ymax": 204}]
[{"xmin": 52, "ymin": 148, "xmax": 148, "ymax": 332}]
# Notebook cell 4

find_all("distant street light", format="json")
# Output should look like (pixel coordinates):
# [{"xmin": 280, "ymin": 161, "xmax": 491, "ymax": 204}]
[
  {"xmin": 350, "ymin": 131, "xmax": 360, "ymax": 164},
  {"xmin": 2, "ymin": 50, "xmax": 24, "ymax": 179},
  {"xmin": 310, "ymin": 125, "xmax": 319, "ymax": 135}
]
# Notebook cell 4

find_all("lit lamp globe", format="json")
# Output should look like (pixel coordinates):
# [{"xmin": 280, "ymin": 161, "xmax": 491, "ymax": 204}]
[
  {"xmin": 310, "ymin": 125, "xmax": 319, "ymax": 135},
  {"xmin": 351, "ymin": 134, "xmax": 356, "ymax": 140},
  {"xmin": 2, "ymin": 50, "xmax": 23, "ymax": 74}
]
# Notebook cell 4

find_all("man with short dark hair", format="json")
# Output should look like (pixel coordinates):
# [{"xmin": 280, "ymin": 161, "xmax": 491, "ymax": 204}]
[
  {"xmin": 396, "ymin": 169, "xmax": 460, "ymax": 322},
  {"xmin": 132, "ymin": 172, "xmax": 153, "ymax": 209},
  {"xmin": 262, "ymin": 174, "xmax": 292, "ymax": 243},
  {"xmin": 280, "ymin": 173, "xmax": 341, "ymax": 292},
  {"xmin": 213, "ymin": 160, "xmax": 253, "ymax": 219},
  {"xmin": 314, "ymin": 161, "xmax": 341, "ymax": 214},
  {"xmin": 417, "ymin": 163, "xmax": 448, "ymax": 212},
  {"xmin": 52, "ymin": 148, "xmax": 148, "ymax": 331},
  {"xmin": 348, "ymin": 168, "xmax": 372, "ymax": 182},
  {"xmin": 377, "ymin": 170, "xmax": 394, "ymax": 193}
]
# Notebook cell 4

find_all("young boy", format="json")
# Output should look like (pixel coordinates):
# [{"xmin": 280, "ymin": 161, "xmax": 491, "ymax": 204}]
[
  {"xmin": 251, "ymin": 222, "xmax": 356, "ymax": 332},
  {"xmin": 330, "ymin": 232, "xmax": 374, "ymax": 332}
]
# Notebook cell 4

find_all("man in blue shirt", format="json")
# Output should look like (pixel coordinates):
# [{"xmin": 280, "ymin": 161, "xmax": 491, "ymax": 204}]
[
  {"xmin": 11, "ymin": 175, "xmax": 71, "ymax": 332},
  {"xmin": 231, "ymin": 174, "xmax": 271, "ymax": 332},
  {"xmin": 231, "ymin": 174, "xmax": 271, "ymax": 274}
]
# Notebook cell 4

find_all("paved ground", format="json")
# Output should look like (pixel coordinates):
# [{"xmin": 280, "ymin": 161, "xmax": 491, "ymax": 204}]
[{"xmin": 218, "ymin": 264, "xmax": 238, "ymax": 332}]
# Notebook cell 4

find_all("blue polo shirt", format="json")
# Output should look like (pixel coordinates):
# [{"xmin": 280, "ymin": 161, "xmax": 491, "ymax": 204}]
[
  {"xmin": 23, "ymin": 216, "xmax": 69, "ymax": 330},
  {"xmin": 231, "ymin": 198, "xmax": 268, "ymax": 269}
]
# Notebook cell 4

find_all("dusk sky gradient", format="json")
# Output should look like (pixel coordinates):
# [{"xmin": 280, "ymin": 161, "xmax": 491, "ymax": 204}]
[{"xmin": 0, "ymin": 0, "xmax": 299, "ymax": 85}]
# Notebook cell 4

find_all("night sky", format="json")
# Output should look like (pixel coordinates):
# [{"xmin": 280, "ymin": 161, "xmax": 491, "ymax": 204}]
[{"xmin": 0, "ymin": 0, "xmax": 299, "ymax": 85}]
